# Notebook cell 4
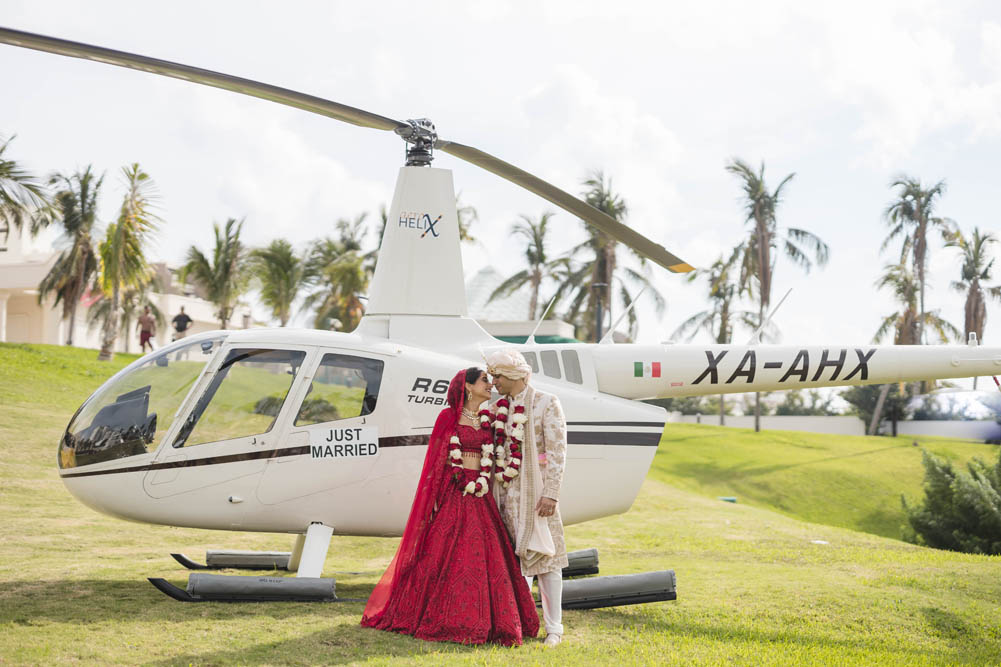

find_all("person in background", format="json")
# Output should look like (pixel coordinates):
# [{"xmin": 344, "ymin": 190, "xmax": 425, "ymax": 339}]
[
  {"xmin": 172, "ymin": 306, "xmax": 192, "ymax": 341},
  {"xmin": 137, "ymin": 305, "xmax": 156, "ymax": 353}
]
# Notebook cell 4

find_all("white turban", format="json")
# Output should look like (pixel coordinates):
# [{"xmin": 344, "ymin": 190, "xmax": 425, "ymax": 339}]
[{"xmin": 485, "ymin": 348, "xmax": 532, "ymax": 380}]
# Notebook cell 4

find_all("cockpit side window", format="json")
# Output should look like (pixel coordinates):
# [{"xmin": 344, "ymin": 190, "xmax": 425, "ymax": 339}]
[
  {"xmin": 60, "ymin": 336, "xmax": 223, "ymax": 468},
  {"xmin": 173, "ymin": 348, "xmax": 306, "ymax": 448},
  {"xmin": 294, "ymin": 353, "xmax": 384, "ymax": 427}
]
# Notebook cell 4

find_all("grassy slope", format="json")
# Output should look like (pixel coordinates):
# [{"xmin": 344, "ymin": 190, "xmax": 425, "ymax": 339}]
[
  {"xmin": 653, "ymin": 423, "xmax": 999, "ymax": 540},
  {"xmin": 1, "ymin": 343, "xmax": 1000, "ymax": 665}
]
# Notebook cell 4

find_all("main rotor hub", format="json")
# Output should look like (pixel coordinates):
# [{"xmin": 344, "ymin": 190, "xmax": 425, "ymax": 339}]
[{"xmin": 395, "ymin": 118, "xmax": 437, "ymax": 167}]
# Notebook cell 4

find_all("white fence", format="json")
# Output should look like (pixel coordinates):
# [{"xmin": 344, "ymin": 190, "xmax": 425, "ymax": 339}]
[
  {"xmin": 668, "ymin": 413, "xmax": 1001, "ymax": 441},
  {"xmin": 892, "ymin": 420, "xmax": 1001, "ymax": 441}
]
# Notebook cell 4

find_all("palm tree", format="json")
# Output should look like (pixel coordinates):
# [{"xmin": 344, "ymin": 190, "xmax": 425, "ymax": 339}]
[
  {"xmin": 874, "ymin": 262, "xmax": 958, "ymax": 346},
  {"xmin": 556, "ymin": 171, "xmax": 665, "ymax": 342},
  {"xmin": 336, "ymin": 213, "xmax": 367, "ymax": 252},
  {"xmin": 303, "ymin": 218, "xmax": 371, "ymax": 331},
  {"xmin": 726, "ymin": 158, "xmax": 829, "ymax": 431},
  {"xmin": 868, "ymin": 261, "xmax": 959, "ymax": 433},
  {"xmin": 947, "ymin": 227, "xmax": 1001, "ymax": 388},
  {"xmin": 37, "ymin": 167, "xmax": 103, "ymax": 345},
  {"xmin": 488, "ymin": 211, "xmax": 566, "ymax": 319},
  {"xmin": 455, "ymin": 193, "xmax": 477, "ymax": 244},
  {"xmin": 96, "ymin": 164, "xmax": 160, "ymax": 361},
  {"xmin": 0, "ymin": 134, "xmax": 52, "ymax": 237},
  {"xmin": 882, "ymin": 176, "xmax": 954, "ymax": 345},
  {"xmin": 362, "ymin": 206, "xmax": 388, "ymax": 278},
  {"xmin": 672, "ymin": 247, "xmax": 763, "ymax": 424},
  {"xmin": 179, "ymin": 218, "xmax": 250, "ymax": 330},
  {"xmin": 375, "ymin": 204, "xmax": 388, "ymax": 248},
  {"xmin": 249, "ymin": 239, "xmax": 307, "ymax": 327}
]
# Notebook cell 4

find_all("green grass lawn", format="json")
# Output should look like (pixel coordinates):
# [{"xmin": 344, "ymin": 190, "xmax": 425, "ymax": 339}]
[
  {"xmin": 1, "ymin": 343, "xmax": 1000, "ymax": 665},
  {"xmin": 653, "ymin": 423, "xmax": 1000, "ymax": 540}
]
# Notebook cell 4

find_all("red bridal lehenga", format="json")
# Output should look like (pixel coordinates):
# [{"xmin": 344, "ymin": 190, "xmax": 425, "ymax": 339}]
[{"xmin": 361, "ymin": 371, "xmax": 539, "ymax": 646}]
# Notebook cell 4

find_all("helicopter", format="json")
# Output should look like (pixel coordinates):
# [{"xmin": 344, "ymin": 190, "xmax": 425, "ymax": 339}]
[{"xmin": 3, "ymin": 27, "xmax": 1000, "ymax": 603}]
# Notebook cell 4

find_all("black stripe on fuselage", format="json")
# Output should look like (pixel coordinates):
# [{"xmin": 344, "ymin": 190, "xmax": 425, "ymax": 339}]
[
  {"xmin": 568, "ymin": 431, "xmax": 661, "ymax": 446},
  {"xmin": 59, "ymin": 427, "xmax": 664, "ymax": 478},
  {"xmin": 567, "ymin": 421, "xmax": 665, "ymax": 427}
]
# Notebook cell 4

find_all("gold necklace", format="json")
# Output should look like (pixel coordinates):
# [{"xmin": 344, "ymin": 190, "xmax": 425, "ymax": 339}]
[{"xmin": 461, "ymin": 407, "xmax": 478, "ymax": 420}]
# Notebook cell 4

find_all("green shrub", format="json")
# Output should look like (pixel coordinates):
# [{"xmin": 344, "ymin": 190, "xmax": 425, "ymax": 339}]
[
  {"xmin": 903, "ymin": 448, "xmax": 1001, "ymax": 554},
  {"xmin": 297, "ymin": 397, "xmax": 339, "ymax": 423},
  {"xmin": 253, "ymin": 394, "xmax": 285, "ymax": 417}
]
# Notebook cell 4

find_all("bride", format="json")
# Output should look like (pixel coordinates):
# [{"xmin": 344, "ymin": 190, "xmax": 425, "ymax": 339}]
[{"xmin": 361, "ymin": 367, "xmax": 540, "ymax": 645}]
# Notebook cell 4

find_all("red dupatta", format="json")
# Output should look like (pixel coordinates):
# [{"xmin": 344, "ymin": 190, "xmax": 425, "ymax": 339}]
[{"xmin": 361, "ymin": 369, "xmax": 467, "ymax": 623}]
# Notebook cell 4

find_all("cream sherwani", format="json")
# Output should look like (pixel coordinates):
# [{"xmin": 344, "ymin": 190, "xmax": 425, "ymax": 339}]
[{"xmin": 495, "ymin": 385, "xmax": 569, "ymax": 577}]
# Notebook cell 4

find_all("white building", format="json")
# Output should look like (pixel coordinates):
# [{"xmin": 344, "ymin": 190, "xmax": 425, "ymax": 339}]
[
  {"xmin": 464, "ymin": 266, "xmax": 577, "ymax": 341},
  {"xmin": 0, "ymin": 225, "xmax": 250, "ymax": 352}
]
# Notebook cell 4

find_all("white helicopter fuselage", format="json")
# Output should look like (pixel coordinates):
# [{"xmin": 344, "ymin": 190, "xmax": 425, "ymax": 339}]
[{"xmin": 58, "ymin": 326, "xmax": 666, "ymax": 536}]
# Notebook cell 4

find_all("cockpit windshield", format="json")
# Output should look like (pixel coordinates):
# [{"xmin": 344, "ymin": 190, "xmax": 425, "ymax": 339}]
[{"xmin": 59, "ymin": 335, "xmax": 225, "ymax": 469}]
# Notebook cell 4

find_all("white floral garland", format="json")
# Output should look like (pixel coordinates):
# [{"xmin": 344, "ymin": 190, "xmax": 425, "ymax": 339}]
[
  {"xmin": 447, "ymin": 409, "xmax": 495, "ymax": 497},
  {"xmin": 492, "ymin": 399, "xmax": 525, "ymax": 487}
]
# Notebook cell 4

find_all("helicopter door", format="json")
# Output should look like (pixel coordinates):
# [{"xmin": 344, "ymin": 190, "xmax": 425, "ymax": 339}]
[
  {"xmin": 255, "ymin": 350, "xmax": 387, "ymax": 505},
  {"xmin": 143, "ymin": 346, "xmax": 313, "ymax": 499}
]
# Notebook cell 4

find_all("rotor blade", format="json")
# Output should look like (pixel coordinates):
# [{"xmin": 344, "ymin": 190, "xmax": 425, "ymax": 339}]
[
  {"xmin": 435, "ymin": 139, "xmax": 694, "ymax": 273},
  {"xmin": 0, "ymin": 26, "xmax": 407, "ymax": 132}
]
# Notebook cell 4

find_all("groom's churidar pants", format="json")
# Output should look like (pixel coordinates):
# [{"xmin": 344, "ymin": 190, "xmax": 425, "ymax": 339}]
[{"xmin": 526, "ymin": 570, "xmax": 563, "ymax": 635}]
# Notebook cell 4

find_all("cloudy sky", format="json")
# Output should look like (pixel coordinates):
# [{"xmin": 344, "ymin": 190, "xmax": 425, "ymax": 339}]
[{"xmin": 4, "ymin": 1, "xmax": 1001, "ymax": 393}]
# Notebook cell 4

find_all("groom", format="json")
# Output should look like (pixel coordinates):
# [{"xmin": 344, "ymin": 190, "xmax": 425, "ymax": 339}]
[{"xmin": 486, "ymin": 348, "xmax": 568, "ymax": 647}]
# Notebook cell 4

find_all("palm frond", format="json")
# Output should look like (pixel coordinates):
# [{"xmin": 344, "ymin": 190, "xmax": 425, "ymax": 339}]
[{"xmin": 487, "ymin": 270, "xmax": 531, "ymax": 303}]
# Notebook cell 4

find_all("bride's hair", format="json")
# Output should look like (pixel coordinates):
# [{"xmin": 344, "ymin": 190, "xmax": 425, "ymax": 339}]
[{"xmin": 464, "ymin": 366, "xmax": 484, "ymax": 385}]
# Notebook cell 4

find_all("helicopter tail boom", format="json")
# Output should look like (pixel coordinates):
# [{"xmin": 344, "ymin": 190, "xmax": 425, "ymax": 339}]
[{"xmin": 591, "ymin": 343, "xmax": 1001, "ymax": 400}]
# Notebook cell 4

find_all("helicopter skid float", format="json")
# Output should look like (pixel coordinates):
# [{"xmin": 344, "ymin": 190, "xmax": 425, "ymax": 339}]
[{"xmin": 3, "ymin": 26, "xmax": 1000, "ymax": 605}]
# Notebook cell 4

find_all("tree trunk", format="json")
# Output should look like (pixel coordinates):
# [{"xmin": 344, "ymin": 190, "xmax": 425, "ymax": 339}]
[
  {"xmin": 529, "ymin": 272, "xmax": 540, "ymax": 321},
  {"xmin": 868, "ymin": 384, "xmax": 891, "ymax": 435},
  {"xmin": 604, "ymin": 245, "xmax": 615, "ymax": 335},
  {"xmin": 719, "ymin": 394, "xmax": 725, "ymax": 426},
  {"xmin": 754, "ymin": 299, "xmax": 764, "ymax": 432},
  {"xmin": 98, "ymin": 285, "xmax": 119, "ymax": 361},
  {"xmin": 916, "ymin": 222, "xmax": 927, "ymax": 345},
  {"xmin": 122, "ymin": 314, "xmax": 131, "ymax": 354},
  {"xmin": 66, "ymin": 296, "xmax": 78, "ymax": 346}
]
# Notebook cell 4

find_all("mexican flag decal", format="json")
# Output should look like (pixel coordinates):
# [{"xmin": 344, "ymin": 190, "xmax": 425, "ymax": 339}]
[{"xmin": 634, "ymin": 361, "xmax": 661, "ymax": 378}]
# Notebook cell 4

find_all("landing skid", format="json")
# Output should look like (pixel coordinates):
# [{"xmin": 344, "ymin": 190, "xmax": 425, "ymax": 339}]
[
  {"xmin": 149, "ymin": 577, "xmax": 201, "ymax": 602},
  {"xmin": 170, "ymin": 551, "xmax": 291, "ymax": 571},
  {"xmin": 149, "ymin": 573, "xmax": 339, "ymax": 602},
  {"xmin": 562, "ymin": 548, "xmax": 600, "ymax": 578},
  {"xmin": 551, "ymin": 569, "xmax": 677, "ymax": 610},
  {"xmin": 172, "ymin": 547, "xmax": 599, "ymax": 575},
  {"xmin": 155, "ymin": 523, "xmax": 341, "ymax": 602},
  {"xmin": 158, "ymin": 540, "xmax": 675, "ymax": 607},
  {"xmin": 169, "ymin": 554, "xmax": 209, "ymax": 570}
]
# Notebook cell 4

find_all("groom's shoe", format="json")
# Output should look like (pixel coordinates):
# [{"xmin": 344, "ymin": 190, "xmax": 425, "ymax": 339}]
[{"xmin": 543, "ymin": 633, "xmax": 562, "ymax": 647}]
